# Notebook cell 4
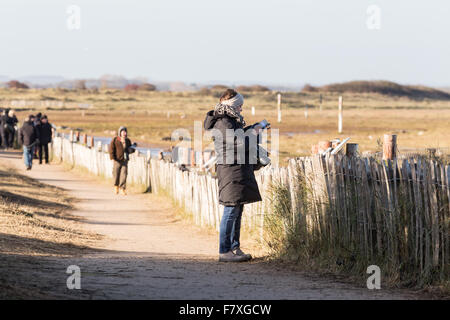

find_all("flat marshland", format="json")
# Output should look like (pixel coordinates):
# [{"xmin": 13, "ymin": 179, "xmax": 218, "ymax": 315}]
[{"xmin": 2, "ymin": 88, "xmax": 450, "ymax": 162}]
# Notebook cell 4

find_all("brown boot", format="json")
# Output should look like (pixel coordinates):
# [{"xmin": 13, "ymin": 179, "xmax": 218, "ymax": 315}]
[
  {"xmin": 120, "ymin": 188, "xmax": 127, "ymax": 195},
  {"xmin": 114, "ymin": 186, "xmax": 119, "ymax": 194}
]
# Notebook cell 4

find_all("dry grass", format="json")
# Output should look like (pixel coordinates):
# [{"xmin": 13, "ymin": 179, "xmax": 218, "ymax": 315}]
[
  {"xmin": 0, "ymin": 160, "xmax": 101, "ymax": 257},
  {"xmin": 0, "ymin": 159, "xmax": 103, "ymax": 299},
  {"xmin": 3, "ymin": 88, "xmax": 450, "ymax": 162}
]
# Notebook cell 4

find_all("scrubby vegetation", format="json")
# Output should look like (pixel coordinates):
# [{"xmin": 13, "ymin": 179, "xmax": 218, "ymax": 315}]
[
  {"xmin": 302, "ymin": 80, "xmax": 450, "ymax": 100},
  {"xmin": 263, "ymin": 159, "xmax": 449, "ymax": 296},
  {"xmin": 0, "ymin": 161, "xmax": 100, "ymax": 257},
  {"xmin": 6, "ymin": 80, "xmax": 29, "ymax": 89}
]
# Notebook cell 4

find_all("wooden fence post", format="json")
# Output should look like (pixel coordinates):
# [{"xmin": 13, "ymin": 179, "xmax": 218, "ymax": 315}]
[
  {"xmin": 190, "ymin": 149, "xmax": 195, "ymax": 167},
  {"xmin": 69, "ymin": 130, "xmax": 73, "ymax": 142},
  {"xmin": 426, "ymin": 148, "xmax": 436, "ymax": 158},
  {"xmin": 89, "ymin": 136, "xmax": 94, "ymax": 148},
  {"xmin": 346, "ymin": 143, "xmax": 359, "ymax": 157},
  {"xmin": 277, "ymin": 93, "xmax": 281, "ymax": 123},
  {"xmin": 311, "ymin": 144, "xmax": 319, "ymax": 155},
  {"xmin": 332, "ymin": 139, "xmax": 340, "ymax": 149},
  {"xmin": 383, "ymin": 134, "xmax": 397, "ymax": 160},
  {"xmin": 338, "ymin": 96, "xmax": 343, "ymax": 133}
]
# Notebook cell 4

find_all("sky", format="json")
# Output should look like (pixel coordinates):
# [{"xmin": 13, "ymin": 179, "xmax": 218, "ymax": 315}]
[{"xmin": 1, "ymin": 0, "xmax": 449, "ymax": 86}]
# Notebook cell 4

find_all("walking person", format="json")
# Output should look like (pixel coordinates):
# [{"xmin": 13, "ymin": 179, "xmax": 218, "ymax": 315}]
[
  {"xmin": 34, "ymin": 113, "xmax": 42, "ymax": 127},
  {"xmin": 204, "ymin": 89, "xmax": 263, "ymax": 262},
  {"xmin": 33, "ymin": 112, "xmax": 42, "ymax": 159},
  {"xmin": 19, "ymin": 115, "xmax": 39, "ymax": 170},
  {"xmin": 0, "ymin": 109, "xmax": 5, "ymax": 149},
  {"xmin": 6, "ymin": 109, "xmax": 18, "ymax": 149},
  {"xmin": 1, "ymin": 109, "xmax": 10, "ymax": 149},
  {"xmin": 37, "ymin": 115, "xmax": 52, "ymax": 164},
  {"xmin": 108, "ymin": 127, "xmax": 136, "ymax": 195}
]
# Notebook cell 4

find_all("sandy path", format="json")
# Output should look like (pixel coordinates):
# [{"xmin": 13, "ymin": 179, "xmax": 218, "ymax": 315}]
[{"xmin": 1, "ymin": 150, "xmax": 420, "ymax": 299}]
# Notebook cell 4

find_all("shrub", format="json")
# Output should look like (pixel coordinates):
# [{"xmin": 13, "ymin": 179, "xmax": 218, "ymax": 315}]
[
  {"xmin": 236, "ymin": 85, "xmax": 270, "ymax": 92},
  {"xmin": 74, "ymin": 80, "xmax": 86, "ymax": 90},
  {"xmin": 7, "ymin": 80, "xmax": 29, "ymax": 89},
  {"xmin": 139, "ymin": 83, "xmax": 157, "ymax": 91},
  {"xmin": 211, "ymin": 84, "xmax": 229, "ymax": 91},
  {"xmin": 124, "ymin": 84, "xmax": 140, "ymax": 91},
  {"xmin": 301, "ymin": 84, "xmax": 317, "ymax": 92},
  {"xmin": 197, "ymin": 87, "xmax": 211, "ymax": 96}
]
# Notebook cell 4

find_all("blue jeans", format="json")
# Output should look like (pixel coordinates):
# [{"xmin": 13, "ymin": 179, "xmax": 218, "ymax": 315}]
[
  {"xmin": 219, "ymin": 205, "xmax": 244, "ymax": 254},
  {"xmin": 23, "ymin": 145, "xmax": 34, "ymax": 168}
]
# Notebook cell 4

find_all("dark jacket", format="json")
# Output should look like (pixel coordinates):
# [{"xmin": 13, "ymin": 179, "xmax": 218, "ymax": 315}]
[
  {"xmin": 7, "ymin": 115, "xmax": 18, "ymax": 127},
  {"xmin": 2, "ymin": 115, "xmax": 18, "ymax": 133},
  {"xmin": 108, "ymin": 136, "xmax": 135, "ymax": 162},
  {"xmin": 37, "ymin": 122, "xmax": 53, "ymax": 144},
  {"xmin": 204, "ymin": 110, "xmax": 262, "ymax": 206},
  {"xmin": 1, "ymin": 115, "xmax": 9, "ymax": 132},
  {"xmin": 19, "ymin": 121, "xmax": 39, "ymax": 147}
]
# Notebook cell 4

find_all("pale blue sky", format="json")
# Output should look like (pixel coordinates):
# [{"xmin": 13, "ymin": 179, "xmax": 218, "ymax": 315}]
[{"xmin": 1, "ymin": 0, "xmax": 449, "ymax": 86}]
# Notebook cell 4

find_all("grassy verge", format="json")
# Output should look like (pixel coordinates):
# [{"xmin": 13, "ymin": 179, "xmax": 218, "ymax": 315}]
[
  {"xmin": 0, "ymin": 161, "xmax": 101, "ymax": 256},
  {"xmin": 0, "ymin": 159, "xmax": 102, "ymax": 298}
]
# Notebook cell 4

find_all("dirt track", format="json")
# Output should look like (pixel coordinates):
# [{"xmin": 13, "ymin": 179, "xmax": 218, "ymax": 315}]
[{"xmin": 0, "ymin": 150, "xmax": 421, "ymax": 299}]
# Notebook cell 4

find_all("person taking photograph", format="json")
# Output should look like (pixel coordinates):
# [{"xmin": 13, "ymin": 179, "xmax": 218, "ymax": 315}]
[{"xmin": 203, "ymin": 89, "xmax": 265, "ymax": 263}]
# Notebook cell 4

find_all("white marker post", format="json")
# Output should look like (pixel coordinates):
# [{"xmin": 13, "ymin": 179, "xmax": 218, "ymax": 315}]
[
  {"xmin": 338, "ymin": 96, "xmax": 343, "ymax": 133},
  {"xmin": 304, "ymin": 104, "xmax": 308, "ymax": 119},
  {"xmin": 251, "ymin": 106, "xmax": 255, "ymax": 116},
  {"xmin": 277, "ymin": 93, "xmax": 281, "ymax": 123}
]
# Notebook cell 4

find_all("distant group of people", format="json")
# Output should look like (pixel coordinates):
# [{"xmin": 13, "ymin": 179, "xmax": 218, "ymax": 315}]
[
  {"xmin": 20, "ymin": 112, "xmax": 53, "ymax": 170},
  {"xmin": 0, "ymin": 109, "xmax": 53, "ymax": 170}
]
